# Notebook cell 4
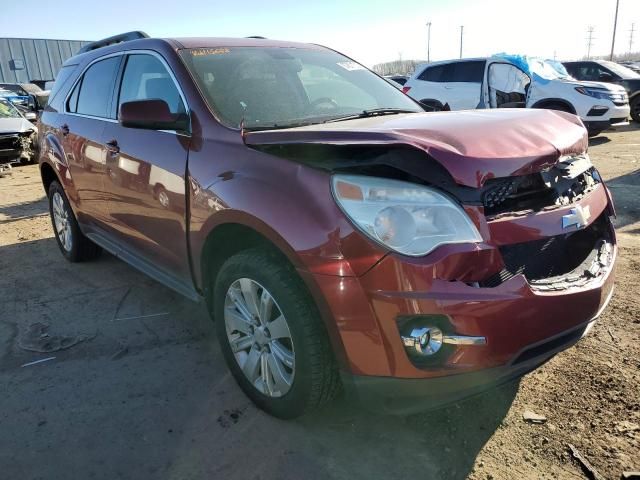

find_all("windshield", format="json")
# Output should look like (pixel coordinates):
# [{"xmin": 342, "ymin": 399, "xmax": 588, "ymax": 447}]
[
  {"xmin": 600, "ymin": 61, "xmax": 640, "ymax": 79},
  {"xmin": 180, "ymin": 46, "xmax": 421, "ymax": 129},
  {"xmin": 0, "ymin": 98, "xmax": 21, "ymax": 118}
]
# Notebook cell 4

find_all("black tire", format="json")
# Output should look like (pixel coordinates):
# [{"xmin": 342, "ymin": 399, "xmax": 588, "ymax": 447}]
[
  {"xmin": 48, "ymin": 180, "xmax": 101, "ymax": 262},
  {"xmin": 630, "ymin": 96, "xmax": 640, "ymax": 123},
  {"xmin": 419, "ymin": 99, "xmax": 444, "ymax": 112},
  {"xmin": 213, "ymin": 247, "xmax": 340, "ymax": 419}
]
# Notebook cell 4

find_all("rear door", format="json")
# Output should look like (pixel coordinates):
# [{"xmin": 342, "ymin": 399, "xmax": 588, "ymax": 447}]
[
  {"xmin": 60, "ymin": 55, "xmax": 122, "ymax": 227},
  {"xmin": 101, "ymin": 52, "xmax": 192, "ymax": 282},
  {"xmin": 441, "ymin": 60, "xmax": 485, "ymax": 110}
]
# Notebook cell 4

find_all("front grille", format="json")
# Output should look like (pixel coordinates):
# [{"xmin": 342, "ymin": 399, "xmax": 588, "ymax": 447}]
[
  {"xmin": 480, "ymin": 213, "xmax": 612, "ymax": 288},
  {"xmin": 0, "ymin": 134, "xmax": 20, "ymax": 160},
  {"xmin": 482, "ymin": 155, "xmax": 600, "ymax": 217}
]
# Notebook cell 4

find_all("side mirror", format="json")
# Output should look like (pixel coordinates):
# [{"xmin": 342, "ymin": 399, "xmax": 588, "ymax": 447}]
[
  {"xmin": 119, "ymin": 99, "xmax": 189, "ymax": 133},
  {"xmin": 599, "ymin": 72, "xmax": 614, "ymax": 82}
]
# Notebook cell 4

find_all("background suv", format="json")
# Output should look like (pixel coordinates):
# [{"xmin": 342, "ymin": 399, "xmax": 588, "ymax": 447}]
[
  {"xmin": 563, "ymin": 60, "xmax": 640, "ymax": 122},
  {"xmin": 39, "ymin": 32, "xmax": 616, "ymax": 418},
  {"xmin": 403, "ymin": 56, "xmax": 630, "ymax": 136}
]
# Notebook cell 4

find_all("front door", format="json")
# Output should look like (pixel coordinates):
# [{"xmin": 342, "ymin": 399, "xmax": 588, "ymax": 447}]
[
  {"xmin": 486, "ymin": 62, "xmax": 531, "ymax": 109},
  {"xmin": 101, "ymin": 52, "xmax": 192, "ymax": 282}
]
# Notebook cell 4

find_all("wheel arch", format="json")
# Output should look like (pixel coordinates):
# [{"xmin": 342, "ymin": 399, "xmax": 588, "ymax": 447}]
[
  {"xmin": 530, "ymin": 98, "xmax": 577, "ymax": 114},
  {"xmin": 198, "ymin": 218, "xmax": 350, "ymax": 370},
  {"xmin": 40, "ymin": 161, "xmax": 60, "ymax": 194},
  {"xmin": 419, "ymin": 98, "xmax": 445, "ymax": 111}
]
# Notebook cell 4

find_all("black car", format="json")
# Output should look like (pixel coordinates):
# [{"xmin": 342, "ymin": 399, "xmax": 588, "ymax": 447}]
[{"xmin": 563, "ymin": 60, "xmax": 640, "ymax": 122}]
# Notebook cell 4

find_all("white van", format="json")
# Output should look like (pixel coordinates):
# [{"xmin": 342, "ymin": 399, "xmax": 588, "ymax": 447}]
[{"xmin": 403, "ymin": 55, "xmax": 630, "ymax": 136}]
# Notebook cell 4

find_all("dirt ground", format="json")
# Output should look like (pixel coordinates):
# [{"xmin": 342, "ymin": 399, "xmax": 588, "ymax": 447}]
[{"xmin": 0, "ymin": 125, "xmax": 638, "ymax": 480}]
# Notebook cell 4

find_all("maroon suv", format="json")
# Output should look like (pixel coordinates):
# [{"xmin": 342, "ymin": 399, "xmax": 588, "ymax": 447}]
[{"xmin": 38, "ymin": 32, "xmax": 616, "ymax": 418}]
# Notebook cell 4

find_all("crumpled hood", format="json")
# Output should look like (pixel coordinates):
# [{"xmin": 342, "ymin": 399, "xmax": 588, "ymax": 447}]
[
  {"xmin": 245, "ymin": 109, "xmax": 587, "ymax": 187},
  {"xmin": 0, "ymin": 117, "xmax": 35, "ymax": 134}
]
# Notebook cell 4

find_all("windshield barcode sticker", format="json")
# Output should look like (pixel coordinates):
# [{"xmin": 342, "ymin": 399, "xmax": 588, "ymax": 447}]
[{"xmin": 337, "ymin": 61, "xmax": 365, "ymax": 71}]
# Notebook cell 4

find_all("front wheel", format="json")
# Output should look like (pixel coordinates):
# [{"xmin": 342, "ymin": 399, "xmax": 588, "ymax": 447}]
[{"xmin": 213, "ymin": 247, "xmax": 340, "ymax": 418}]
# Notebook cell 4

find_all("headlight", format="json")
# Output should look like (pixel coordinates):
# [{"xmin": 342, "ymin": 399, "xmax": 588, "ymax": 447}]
[
  {"xmin": 332, "ymin": 174, "xmax": 482, "ymax": 256},
  {"xmin": 575, "ymin": 87, "xmax": 617, "ymax": 101}
]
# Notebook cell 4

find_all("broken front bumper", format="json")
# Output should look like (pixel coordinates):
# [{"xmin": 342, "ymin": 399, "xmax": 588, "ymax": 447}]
[{"xmin": 302, "ymin": 182, "xmax": 616, "ymax": 413}]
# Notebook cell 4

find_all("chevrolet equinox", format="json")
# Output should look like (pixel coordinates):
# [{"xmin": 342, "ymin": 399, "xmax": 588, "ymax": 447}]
[{"xmin": 39, "ymin": 32, "xmax": 616, "ymax": 418}]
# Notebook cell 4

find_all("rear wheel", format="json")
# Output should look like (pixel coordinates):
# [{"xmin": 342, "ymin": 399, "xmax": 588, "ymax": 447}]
[
  {"xmin": 48, "ymin": 181, "xmax": 101, "ymax": 262},
  {"xmin": 420, "ymin": 99, "xmax": 444, "ymax": 112},
  {"xmin": 630, "ymin": 96, "xmax": 640, "ymax": 123},
  {"xmin": 213, "ymin": 247, "xmax": 340, "ymax": 418}
]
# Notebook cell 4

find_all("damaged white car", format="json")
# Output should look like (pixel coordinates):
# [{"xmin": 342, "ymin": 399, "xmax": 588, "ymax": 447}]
[
  {"xmin": 403, "ymin": 54, "xmax": 630, "ymax": 136},
  {"xmin": 0, "ymin": 98, "xmax": 38, "ymax": 165}
]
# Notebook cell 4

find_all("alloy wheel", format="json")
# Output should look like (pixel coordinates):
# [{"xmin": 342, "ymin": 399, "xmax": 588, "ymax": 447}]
[
  {"xmin": 224, "ymin": 278, "xmax": 295, "ymax": 397},
  {"xmin": 52, "ymin": 191, "xmax": 72, "ymax": 252}
]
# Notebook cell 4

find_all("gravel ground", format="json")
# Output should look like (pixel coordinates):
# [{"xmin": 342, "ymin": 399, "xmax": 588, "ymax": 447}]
[{"xmin": 0, "ymin": 124, "xmax": 638, "ymax": 480}]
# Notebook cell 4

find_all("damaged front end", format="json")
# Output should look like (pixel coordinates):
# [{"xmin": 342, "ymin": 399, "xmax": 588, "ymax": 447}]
[
  {"xmin": 245, "ymin": 109, "xmax": 616, "ymax": 382},
  {"xmin": 0, "ymin": 130, "xmax": 37, "ymax": 164}
]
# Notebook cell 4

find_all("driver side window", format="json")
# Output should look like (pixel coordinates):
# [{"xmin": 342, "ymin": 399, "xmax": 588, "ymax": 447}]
[{"xmin": 118, "ymin": 54, "xmax": 186, "ymax": 116}]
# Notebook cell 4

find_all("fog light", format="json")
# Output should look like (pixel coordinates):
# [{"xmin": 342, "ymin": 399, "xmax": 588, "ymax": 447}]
[{"xmin": 402, "ymin": 326, "xmax": 444, "ymax": 356}]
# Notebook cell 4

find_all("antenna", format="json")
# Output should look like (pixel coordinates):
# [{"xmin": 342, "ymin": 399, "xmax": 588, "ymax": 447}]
[{"xmin": 459, "ymin": 25, "xmax": 464, "ymax": 59}]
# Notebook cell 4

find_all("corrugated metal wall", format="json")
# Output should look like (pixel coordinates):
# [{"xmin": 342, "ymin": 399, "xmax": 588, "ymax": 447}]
[{"xmin": 0, "ymin": 38, "xmax": 91, "ymax": 83}]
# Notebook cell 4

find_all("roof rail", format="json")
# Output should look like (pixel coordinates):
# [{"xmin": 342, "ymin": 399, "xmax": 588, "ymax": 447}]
[
  {"xmin": 246, "ymin": 36, "xmax": 267, "ymax": 39},
  {"xmin": 77, "ymin": 31, "xmax": 150, "ymax": 54}
]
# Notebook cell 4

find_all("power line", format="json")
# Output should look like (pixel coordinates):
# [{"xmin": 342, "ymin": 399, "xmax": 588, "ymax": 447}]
[{"xmin": 586, "ymin": 26, "xmax": 595, "ymax": 59}]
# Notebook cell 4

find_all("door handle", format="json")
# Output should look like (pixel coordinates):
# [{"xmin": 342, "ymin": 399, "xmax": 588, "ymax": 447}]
[
  {"xmin": 105, "ymin": 139, "xmax": 120, "ymax": 154},
  {"xmin": 61, "ymin": 124, "xmax": 69, "ymax": 136}
]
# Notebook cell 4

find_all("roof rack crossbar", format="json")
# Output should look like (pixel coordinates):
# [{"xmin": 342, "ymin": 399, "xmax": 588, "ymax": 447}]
[{"xmin": 77, "ymin": 31, "xmax": 149, "ymax": 54}]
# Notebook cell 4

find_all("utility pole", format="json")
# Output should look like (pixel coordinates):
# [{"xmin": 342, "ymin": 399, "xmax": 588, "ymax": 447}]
[
  {"xmin": 459, "ymin": 25, "xmax": 464, "ymax": 59},
  {"xmin": 610, "ymin": 0, "xmax": 620, "ymax": 60},
  {"xmin": 426, "ymin": 21, "xmax": 432, "ymax": 63},
  {"xmin": 586, "ymin": 26, "xmax": 595, "ymax": 59},
  {"xmin": 630, "ymin": 23, "xmax": 636, "ymax": 54}
]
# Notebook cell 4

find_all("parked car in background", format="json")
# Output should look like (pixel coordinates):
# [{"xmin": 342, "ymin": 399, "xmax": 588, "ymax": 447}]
[
  {"xmin": 39, "ymin": 32, "xmax": 616, "ymax": 418},
  {"xmin": 0, "ymin": 89, "xmax": 37, "ymax": 122},
  {"xmin": 403, "ymin": 56, "xmax": 630, "ymax": 136},
  {"xmin": 563, "ymin": 60, "xmax": 640, "ymax": 122},
  {"xmin": 620, "ymin": 61, "xmax": 640, "ymax": 74},
  {"xmin": 384, "ymin": 74, "xmax": 408, "ymax": 85},
  {"xmin": 0, "ymin": 98, "xmax": 38, "ymax": 164},
  {"xmin": 0, "ymin": 82, "xmax": 50, "ymax": 112}
]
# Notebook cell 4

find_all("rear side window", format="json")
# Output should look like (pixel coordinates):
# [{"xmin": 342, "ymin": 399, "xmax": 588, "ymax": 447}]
[
  {"xmin": 47, "ymin": 65, "xmax": 79, "ymax": 111},
  {"xmin": 67, "ymin": 56, "xmax": 121, "ymax": 118},
  {"xmin": 418, "ymin": 61, "xmax": 485, "ymax": 83},
  {"xmin": 450, "ymin": 61, "xmax": 485, "ymax": 82},
  {"xmin": 117, "ymin": 54, "xmax": 185, "ymax": 115},
  {"xmin": 418, "ymin": 64, "xmax": 446, "ymax": 82}
]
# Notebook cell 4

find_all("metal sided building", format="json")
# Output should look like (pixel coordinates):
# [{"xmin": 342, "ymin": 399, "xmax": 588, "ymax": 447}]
[{"xmin": 0, "ymin": 38, "xmax": 91, "ymax": 83}]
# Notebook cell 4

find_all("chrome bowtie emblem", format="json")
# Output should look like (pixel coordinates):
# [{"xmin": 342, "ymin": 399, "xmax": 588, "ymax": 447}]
[{"xmin": 562, "ymin": 205, "xmax": 591, "ymax": 229}]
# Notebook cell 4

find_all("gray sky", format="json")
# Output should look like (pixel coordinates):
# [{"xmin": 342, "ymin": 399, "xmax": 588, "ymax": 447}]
[{"xmin": 1, "ymin": 0, "xmax": 639, "ymax": 66}]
